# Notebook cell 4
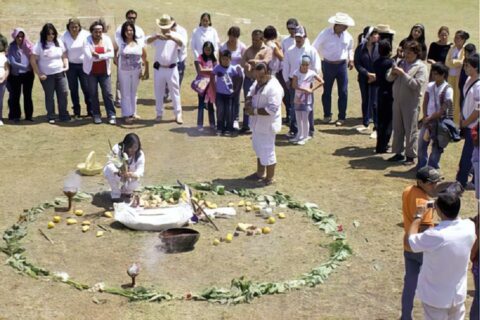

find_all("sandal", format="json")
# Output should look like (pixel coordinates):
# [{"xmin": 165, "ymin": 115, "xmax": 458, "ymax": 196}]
[
  {"xmin": 245, "ymin": 173, "xmax": 265, "ymax": 181},
  {"xmin": 264, "ymin": 179, "xmax": 275, "ymax": 186}
]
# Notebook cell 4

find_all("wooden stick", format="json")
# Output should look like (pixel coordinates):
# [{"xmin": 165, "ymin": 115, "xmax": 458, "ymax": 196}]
[
  {"xmin": 97, "ymin": 224, "xmax": 111, "ymax": 232},
  {"xmin": 192, "ymin": 199, "xmax": 219, "ymax": 231},
  {"xmin": 38, "ymin": 229, "xmax": 54, "ymax": 244}
]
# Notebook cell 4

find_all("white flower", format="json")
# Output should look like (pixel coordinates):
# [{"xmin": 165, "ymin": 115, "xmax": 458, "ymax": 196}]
[{"xmin": 53, "ymin": 271, "xmax": 70, "ymax": 282}]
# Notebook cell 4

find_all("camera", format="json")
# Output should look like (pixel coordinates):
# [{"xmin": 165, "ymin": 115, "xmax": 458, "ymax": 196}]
[{"xmin": 426, "ymin": 200, "xmax": 435, "ymax": 208}]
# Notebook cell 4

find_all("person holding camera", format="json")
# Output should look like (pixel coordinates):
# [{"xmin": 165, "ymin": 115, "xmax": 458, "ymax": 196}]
[
  {"xmin": 399, "ymin": 166, "xmax": 440, "ymax": 319},
  {"xmin": 408, "ymin": 190, "xmax": 475, "ymax": 319},
  {"xmin": 147, "ymin": 14, "xmax": 184, "ymax": 124}
]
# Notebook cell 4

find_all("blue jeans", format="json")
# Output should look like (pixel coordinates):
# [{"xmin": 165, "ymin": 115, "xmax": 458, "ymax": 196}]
[
  {"xmin": 242, "ymin": 77, "xmax": 255, "ymax": 129},
  {"xmin": 232, "ymin": 74, "xmax": 244, "ymax": 121},
  {"xmin": 471, "ymin": 264, "xmax": 479, "ymax": 320},
  {"xmin": 40, "ymin": 72, "xmax": 70, "ymax": 121},
  {"xmin": 197, "ymin": 94, "xmax": 215, "ymax": 127},
  {"xmin": 401, "ymin": 251, "xmax": 423, "ymax": 320},
  {"xmin": 417, "ymin": 125, "xmax": 443, "ymax": 170},
  {"xmin": 289, "ymin": 87, "xmax": 315, "ymax": 135},
  {"xmin": 456, "ymin": 127, "xmax": 473, "ymax": 186},
  {"xmin": 66, "ymin": 62, "xmax": 91, "ymax": 116},
  {"xmin": 88, "ymin": 74, "xmax": 116, "ymax": 118},
  {"xmin": 216, "ymin": 93, "xmax": 234, "ymax": 132},
  {"xmin": 322, "ymin": 60, "xmax": 348, "ymax": 120},
  {"xmin": 358, "ymin": 79, "xmax": 378, "ymax": 127}
]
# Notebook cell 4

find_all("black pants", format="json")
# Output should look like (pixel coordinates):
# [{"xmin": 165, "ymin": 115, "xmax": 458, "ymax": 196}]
[
  {"xmin": 7, "ymin": 71, "xmax": 34, "ymax": 120},
  {"xmin": 376, "ymin": 90, "xmax": 393, "ymax": 153}
]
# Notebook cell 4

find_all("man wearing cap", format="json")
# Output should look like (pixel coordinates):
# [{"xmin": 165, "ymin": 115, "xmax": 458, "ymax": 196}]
[
  {"xmin": 146, "ymin": 14, "xmax": 184, "ymax": 124},
  {"xmin": 312, "ymin": 12, "xmax": 355, "ymax": 126},
  {"xmin": 240, "ymin": 29, "xmax": 273, "ymax": 133},
  {"xmin": 282, "ymin": 25, "xmax": 321, "ymax": 137},
  {"xmin": 408, "ymin": 190, "xmax": 475, "ymax": 319},
  {"xmin": 399, "ymin": 166, "xmax": 440, "ymax": 320}
]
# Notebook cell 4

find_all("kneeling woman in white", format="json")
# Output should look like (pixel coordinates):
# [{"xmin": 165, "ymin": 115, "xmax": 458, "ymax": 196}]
[
  {"xmin": 104, "ymin": 133, "xmax": 145, "ymax": 201},
  {"xmin": 244, "ymin": 62, "xmax": 284, "ymax": 186}
]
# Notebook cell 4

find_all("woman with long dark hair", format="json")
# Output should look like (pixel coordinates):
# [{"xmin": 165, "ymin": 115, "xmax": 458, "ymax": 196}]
[
  {"xmin": 191, "ymin": 13, "xmax": 220, "ymax": 58},
  {"xmin": 398, "ymin": 24, "xmax": 427, "ymax": 60},
  {"xmin": 194, "ymin": 41, "xmax": 217, "ymax": 130},
  {"xmin": 31, "ymin": 23, "xmax": 70, "ymax": 123}
]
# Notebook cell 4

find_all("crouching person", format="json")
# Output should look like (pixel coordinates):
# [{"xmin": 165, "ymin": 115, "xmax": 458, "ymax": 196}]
[{"xmin": 104, "ymin": 133, "xmax": 145, "ymax": 202}]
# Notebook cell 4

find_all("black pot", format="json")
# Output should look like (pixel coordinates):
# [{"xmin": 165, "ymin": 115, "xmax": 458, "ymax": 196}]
[{"xmin": 158, "ymin": 228, "xmax": 200, "ymax": 253}]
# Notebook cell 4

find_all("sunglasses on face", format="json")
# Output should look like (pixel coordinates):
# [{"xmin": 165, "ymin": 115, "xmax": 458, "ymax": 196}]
[{"xmin": 127, "ymin": 16, "xmax": 136, "ymax": 20}]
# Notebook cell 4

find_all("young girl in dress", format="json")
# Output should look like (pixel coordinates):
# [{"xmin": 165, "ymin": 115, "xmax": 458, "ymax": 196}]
[
  {"xmin": 291, "ymin": 55, "xmax": 323, "ymax": 145},
  {"xmin": 104, "ymin": 133, "xmax": 145, "ymax": 202},
  {"xmin": 194, "ymin": 41, "xmax": 217, "ymax": 131}
]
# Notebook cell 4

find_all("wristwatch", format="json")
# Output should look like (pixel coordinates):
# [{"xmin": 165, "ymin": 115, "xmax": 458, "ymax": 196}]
[{"xmin": 414, "ymin": 214, "xmax": 422, "ymax": 220}]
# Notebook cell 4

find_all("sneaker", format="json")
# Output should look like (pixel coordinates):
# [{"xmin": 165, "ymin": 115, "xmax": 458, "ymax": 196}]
[
  {"xmin": 286, "ymin": 131, "xmax": 296, "ymax": 138},
  {"xmin": 305, "ymin": 136, "xmax": 312, "ymax": 141},
  {"xmin": 0, "ymin": 120, "xmax": 3, "ymax": 126},
  {"xmin": 387, "ymin": 154, "xmax": 405, "ymax": 162},
  {"xmin": 93, "ymin": 116, "xmax": 102, "ymax": 124},
  {"xmin": 370, "ymin": 130, "xmax": 377, "ymax": 139},
  {"xmin": 124, "ymin": 116, "xmax": 134, "ymax": 124},
  {"xmin": 48, "ymin": 119, "xmax": 56, "ymax": 124},
  {"xmin": 239, "ymin": 127, "xmax": 252, "ymax": 134},
  {"xmin": 175, "ymin": 114, "xmax": 183, "ymax": 124},
  {"xmin": 323, "ymin": 116, "xmax": 332, "ymax": 124},
  {"xmin": 233, "ymin": 120, "xmax": 240, "ymax": 130},
  {"xmin": 335, "ymin": 120, "xmax": 344, "ymax": 127},
  {"xmin": 108, "ymin": 117, "xmax": 117, "ymax": 125},
  {"xmin": 403, "ymin": 157, "xmax": 415, "ymax": 166},
  {"xmin": 465, "ymin": 182, "xmax": 475, "ymax": 190},
  {"xmin": 72, "ymin": 115, "xmax": 81, "ymax": 121},
  {"xmin": 197, "ymin": 126, "xmax": 204, "ymax": 132},
  {"xmin": 155, "ymin": 115, "xmax": 163, "ymax": 123},
  {"xmin": 296, "ymin": 139, "xmax": 306, "ymax": 145},
  {"xmin": 133, "ymin": 114, "xmax": 141, "ymax": 119}
]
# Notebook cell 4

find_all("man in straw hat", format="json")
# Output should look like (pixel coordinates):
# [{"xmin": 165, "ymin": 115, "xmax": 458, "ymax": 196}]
[
  {"xmin": 376, "ymin": 24, "xmax": 396, "ymax": 46},
  {"xmin": 313, "ymin": 12, "xmax": 354, "ymax": 127},
  {"xmin": 146, "ymin": 14, "xmax": 184, "ymax": 124}
]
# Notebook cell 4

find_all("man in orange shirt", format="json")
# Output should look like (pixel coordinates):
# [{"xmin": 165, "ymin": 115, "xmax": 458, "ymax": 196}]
[{"xmin": 400, "ymin": 166, "xmax": 441, "ymax": 320}]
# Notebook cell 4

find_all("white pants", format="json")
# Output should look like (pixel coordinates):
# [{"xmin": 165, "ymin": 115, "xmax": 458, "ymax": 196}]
[
  {"xmin": 104, "ymin": 167, "xmax": 140, "ymax": 198},
  {"xmin": 118, "ymin": 68, "xmax": 141, "ymax": 117},
  {"xmin": 422, "ymin": 302, "xmax": 465, "ymax": 320},
  {"xmin": 252, "ymin": 131, "xmax": 276, "ymax": 166},
  {"xmin": 295, "ymin": 110, "xmax": 309, "ymax": 140},
  {"xmin": 154, "ymin": 67, "xmax": 181, "ymax": 117}
]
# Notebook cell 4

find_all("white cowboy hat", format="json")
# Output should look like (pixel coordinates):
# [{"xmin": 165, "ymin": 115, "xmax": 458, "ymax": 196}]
[
  {"xmin": 328, "ymin": 12, "xmax": 355, "ymax": 27},
  {"xmin": 156, "ymin": 14, "xmax": 174, "ymax": 30},
  {"xmin": 376, "ymin": 24, "xmax": 396, "ymax": 34}
]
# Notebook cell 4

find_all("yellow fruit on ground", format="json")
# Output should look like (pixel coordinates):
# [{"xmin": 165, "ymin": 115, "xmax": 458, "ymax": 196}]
[
  {"xmin": 228, "ymin": 202, "xmax": 235, "ymax": 207},
  {"xmin": 225, "ymin": 233, "xmax": 233, "ymax": 243},
  {"xmin": 262, "ymin": 227, "xmax": 271, "ymax": 234},
  {"xmin": 81, "ymin": 221, "xmax": 91, "ymax": 226},
  {"xmin": 82, "ymin": 225, "xmax": 90, "ymax": 232},
  {"xmin": 74, "ymin": 209, "xmax": 84, "ymax": 216},
  {"xmin": 66, "ymin": 218, "xmax": 77, "ymax": 225},
  {"xmin": 267, "ymin": 217, "xmax": 276, "ymax": 224},
  {"xmin": 253, "ymin": 205, "xmax": 261, "ymax": 212},
  {"xmin": 213, "ymin": 238, "xmax": 220, "ymax": 246},
  {"xmin": 238, "ymin": 200, "xmax": 245, "ymax": 207},
  {"xmin": 53, "ymin": 216, "xmax": 61, "ymax": 223},
  {"xmin": 47, "ymin": 221, "xmax": 55, "ymax": 229},
  {"xmin": 245, "ymin": 206, "xmax": 252, "ymax": 212},
  {"xmin": 104, "ymin": 211, "xmax": 113, "ymax": 218},
  {"xmin": 168, "ymin": 197, "xmax": 175, "ymax": 204},
  {"xmin": 96, "ymin": 231, "xmax": 104, "ymax": 237},
  {"xmin": 245, "ymin": 201, "xmax": 252, "ymax": 206},
  {"xmin": 191, "ymin": 196, "xmax": 198, "ymax": 202},
  {"xmin": 278, "ymin": 212, "xmax": 286, "ymax": 219}
]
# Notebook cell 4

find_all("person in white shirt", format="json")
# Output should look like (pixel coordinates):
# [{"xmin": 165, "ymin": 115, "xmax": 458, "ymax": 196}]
[
  {"xmin": 191, "ymin": 12, "xmax": 220, "ymax": 58},
  {"xmin": 114, "ymin": 9, "xmax": 145, "ymax": 107},
  {"xmin": 417, "ymin": 62, "xmax": 453, "ymax": 169},
  {"xmin": 83, "ymin": 20, "xmax": 117, "ymax": 125},
  {"xmin": 147, "ymin": 14, "xmax": 184, "ymax": 124},
  {"xmin": 0, "ymin": 43, "xmax": 9, "ymax": 126},
  {"xmin": 312, "ymin": 12, "xmax": 355, "ymax": 126},
  {"xmin": 61, "ymin": 18, "xmax": 91, "ymax": 118},
  {"xmin": 283, "ymin": 26, "xmax": 321, "ymax": 137},
  {"xmin": 408, "ymin": 190, "xmax": 475, "ymax": 320},
  {"xmin": 30, "ymin": 23, "xmax": 70, "ymax": 124},
  {"xmin": 104, "ymin": 133, "xmax": 145, "ymax": 202}
]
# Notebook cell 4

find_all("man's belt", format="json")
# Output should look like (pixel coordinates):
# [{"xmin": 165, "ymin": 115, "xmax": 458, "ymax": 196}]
[
  {"xmin": 323, "ymin": 59, "xmax": 346, "ymax": 64},
  {"xmin": 153, "ymin": 62, "xmax": 177, "ymax": 70}
]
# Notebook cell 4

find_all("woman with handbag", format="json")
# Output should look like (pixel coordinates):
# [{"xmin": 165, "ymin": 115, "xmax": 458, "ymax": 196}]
[{"xmin": 193, "ymin": 41, "xmax": 216, "ymax": 131}]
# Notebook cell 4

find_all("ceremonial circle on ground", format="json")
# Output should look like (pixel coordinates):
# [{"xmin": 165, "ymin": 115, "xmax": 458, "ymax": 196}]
[{"xmin": 1, "ymin": 183, "xmax": 351, "ymax": 304}]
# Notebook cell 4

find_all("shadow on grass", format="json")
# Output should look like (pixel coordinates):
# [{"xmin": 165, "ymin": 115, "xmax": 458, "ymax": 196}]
[
  {"xmin": 333, "ymin": 146, "xmax": 376, "ymax": 158},
  {"xmin": 384, "ymin": 166, "xmax": 417, "ymax": 180},
  {"xmin": 319, "ymin": 128, "xmax": 359, "ymax": 136},
  {"xmin": 348, "ymin": 156, "xmax": 407, "ymax": 171},
  {"xmin": 212, "ymin": 177, "xmax": 266, "ymax": 190}
]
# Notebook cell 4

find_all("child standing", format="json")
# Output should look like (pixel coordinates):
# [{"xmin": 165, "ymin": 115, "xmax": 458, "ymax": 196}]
[
  {"xmin": 213, "ymin": 50, "xmax": 241, "ymax": 135},
  {"xmin": 0, "ymin": 42, "xmax": 9, "ymax": 126},
  {"xmin": 194, "ymin": 41, "xmax": 216, "ymax": 131},
  {"xmin": 104, "ymin": 133, "xmax": 145, "ymax": 202},
  {"xmin": 291, "ymin": 55, "xmax": 323, "ymax": 145}
]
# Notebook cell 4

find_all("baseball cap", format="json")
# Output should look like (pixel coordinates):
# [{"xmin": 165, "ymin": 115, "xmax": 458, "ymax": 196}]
[
  {"xmin": 294, "ymin": 26, "xmax": 305, "ymax": 37},
  {"xmin": 416, "ymin": 166, "xmax": 443, "ymax": 183}
]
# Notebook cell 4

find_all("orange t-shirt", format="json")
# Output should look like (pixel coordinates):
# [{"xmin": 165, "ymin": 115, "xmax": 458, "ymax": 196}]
[{"xmin": 402, "ymin": 185, "xmax": 435, "ymax": 252}]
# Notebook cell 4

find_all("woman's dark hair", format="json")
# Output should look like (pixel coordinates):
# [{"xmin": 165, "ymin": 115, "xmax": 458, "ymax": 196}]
[
  {"xmin": 121, "ymin": 21, "xmax": 137, "ymax": 43},
  {"xmin": 378, "ymin": 39, "xmax": 392, "ymax": 57},
  {"xmin": 406, "ymin": 24, "xmax": 425, "ymax": 44},
  {"xmin": 201, "ymin": 41, "xmax": 217, "ymax": 63},
  {"xmin": 431, "ymin": 62, "xmax": 449, "ymax": 79},
  {"xmin": 403, "ymin": 40, "xmax": 421, "ymax": 56},
  {"xmin": 199, "ymin": 12, "xmax": 212, "ymax": 27},
  {"xmin": 66, "ymin": 18, "xmax": 82, "ymax": 32},
  {"xmin": 227, "ymin": 26, "xmax": 240, "ymax": 38},
  {"xmin": 464, "ymin": 43, "xmax": 477, "ymax": 55},
  {"xmin": 119, "ymin": 133, "xmax": 142, "ymax": 162},
  {"xmin": 436, "ymin": 192, "xmax": 461, "ymax": 219},
  {"xmin": 437, "ymin": 26, "xmax": 449, "ymax": 36},
  {"xmin": 89, "ymin": 20, "xmax": 106, "ymax": 33},
  {"xmin": 466, "ymin": 53, "xmax": 480, "ymax": 73},
  {"xmin": 40, "ymin": 23, "xmax": 59, "ymax": 49},
  {"xmin": 455, "ymin": 30, "xmax": 470, "ymax": 41},
  {"xmin": 254, "ymin": 61, "xmax": 270, "ymax": 73},
  {"xmin": 263, "ymin": 26, "xmax": 277, "ymax": 41},
  {"xmin": 220, "ymin": 49, "xmax": 231, "ymax": 58}
]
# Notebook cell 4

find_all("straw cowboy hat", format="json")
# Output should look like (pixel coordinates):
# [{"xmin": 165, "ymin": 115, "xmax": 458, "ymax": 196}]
[
  {"xmin": 328, "ymin": 12, "xmax": 355, "ymax": 27},
  {"xmin": 376, "ymin": 24, "xmax": 396, "ymax": 34},
  {"xmin": 156, "ymin": 14, "xmax": 174, "ymax": 30}
]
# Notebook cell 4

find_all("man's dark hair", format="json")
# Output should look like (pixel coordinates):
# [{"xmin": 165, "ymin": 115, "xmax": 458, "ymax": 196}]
[
  {"xmin": 431, "ymin": 62, "xmax": 449, "ymax": 79},
  {"xmin": 436, "ymin": 192, "xmax": 461, "ymax": 219},
  {"xmin": 286, "ymin": 18, "xmax": 298, "ymax": 28},
  {"xmin": 251, "ymin": 29, "xmax": 263, "ymax": 38},
  {"xmin": 466, "ymin": 53, "xmax": 480, "ymax": 73},
  {"xmin": 378, "ymin": 39, "xmax": 392, "ymax": 57},
  {"xmin": 125, "ymin": 10, "xmax": 137, "ymax": 19}
]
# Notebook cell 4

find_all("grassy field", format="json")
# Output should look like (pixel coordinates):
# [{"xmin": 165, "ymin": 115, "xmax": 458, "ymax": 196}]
[{"xmin": 0, "ymin": 0, "xmax": 479, "ymax": 319}]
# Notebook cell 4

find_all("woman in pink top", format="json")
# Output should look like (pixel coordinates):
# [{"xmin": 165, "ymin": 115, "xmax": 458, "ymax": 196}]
[{"xmin": 194, "ymin": 41, "xmax": 217, "ymax": 130}]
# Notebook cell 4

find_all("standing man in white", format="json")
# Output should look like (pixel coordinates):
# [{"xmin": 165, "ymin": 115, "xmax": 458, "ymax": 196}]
[
  {"xmin": 312, "ymin": 12, "xmax": 354, "ymax": 126},
  {"xmin": 146, "ymin": 14, "xmax": 184, "ymax": 124}
]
